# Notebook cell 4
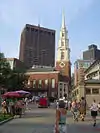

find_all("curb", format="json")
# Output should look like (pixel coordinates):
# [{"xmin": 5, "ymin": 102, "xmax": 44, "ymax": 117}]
[{"xmin": 0, "ymin": 117, "xmax": 14, "ymax": 125}]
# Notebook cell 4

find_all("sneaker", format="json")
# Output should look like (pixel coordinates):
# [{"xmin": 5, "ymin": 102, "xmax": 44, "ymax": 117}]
[{"xmin": 93, "ymin": 123, "xmax": 96, "ymax": 127}]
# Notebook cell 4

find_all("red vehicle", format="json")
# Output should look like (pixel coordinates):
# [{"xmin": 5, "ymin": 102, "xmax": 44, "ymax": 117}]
[{"xmin": 38, "ymin": 97, "xmax": 49, "ymax": 108}]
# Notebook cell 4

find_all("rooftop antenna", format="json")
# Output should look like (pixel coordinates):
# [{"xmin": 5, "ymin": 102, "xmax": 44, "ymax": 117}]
[{"xmin": 38, "ymin": 16, "xmax": 40, "ymax": 27}]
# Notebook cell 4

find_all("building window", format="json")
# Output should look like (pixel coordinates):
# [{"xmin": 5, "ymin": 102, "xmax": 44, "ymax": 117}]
[
  {"xmin": 28, "ymin": 80, "xmax": 30, "ymax": 85},
  {"xmin": 60, "ymin": 88, "xmax": 62, "ymax": 91},
  {"xmin": 29, "ymin": 50, "xmax": 33, "ymax": 57},
  {"xmin": 26, "ymin": 27, "xmax": 29, "ymax": 31},
  {"xmin": 45, "ymin": 79, "xmax": 48, "ymax": 85},
  {"xmin": 38, "ymin": 80, "xmax": 42, "ymax": 88},
  {"xmin": 92, "ymin": 88, "xmax": 99, "ymax": 94},
  {"xmin": 64, "ymin": 84, "xmax": 66, "ymax": 89},
  {"xmin": 33, "ymin": 80, "xmax": 36, "ymax": 88},
  {"xmin": 59, "ymin": 83, "xmax": 62, "ymax": 85},
  {"xmin": 86, "ymin": 88, "xmax": 91, "ymax": 94},
  {"xmin": 30, "ymin": 81, "xmax": 33, "ymax": 86},
  {"xmin": 60, "ymin": 93, "xmax": 62, "ymax": 98},
  {"xmin": 61, "ymin": 51, "xmax": 64, "ymax": 60},
  {"xmin": 62, "ymin": 33, "xmax": 64, "ymax": 37},
  {"xmin": 51, "ymin": 79, "xmax": 55, "ymax": 88}
]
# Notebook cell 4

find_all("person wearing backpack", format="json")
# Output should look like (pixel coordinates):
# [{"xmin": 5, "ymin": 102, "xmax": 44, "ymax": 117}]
[{"xmin": 54, "ymin": 100, "xmax": 67, "ymax": 133}]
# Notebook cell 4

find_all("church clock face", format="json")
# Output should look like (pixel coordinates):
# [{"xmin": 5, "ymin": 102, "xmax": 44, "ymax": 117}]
[{"xmin": 59, "ymin": 62, "xmax": 65, "ymax": 68}]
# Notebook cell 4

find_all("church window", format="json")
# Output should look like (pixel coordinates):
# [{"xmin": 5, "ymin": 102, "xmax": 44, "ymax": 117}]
[
  {"xmin": 61, "ymin": 51, "xmax": 64, "ymax": 60},
  {"xmin": 62, "ymin": 33, "xmax": 64, "ymax": 37}
]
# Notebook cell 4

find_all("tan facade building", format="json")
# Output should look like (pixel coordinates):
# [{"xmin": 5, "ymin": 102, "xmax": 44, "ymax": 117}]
[
  {"xmin": 72, "ymin": 59, "xmax": 100, "ymax": 106},
  {"xmin": 74, "ymin": 59, "xmax": 93, "ymax": 87}
]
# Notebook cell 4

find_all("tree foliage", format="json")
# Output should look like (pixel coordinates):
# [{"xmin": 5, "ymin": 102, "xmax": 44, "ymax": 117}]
[{"xmin": 0, "ymin": 52, "xmax": 28, "ymax": 91}]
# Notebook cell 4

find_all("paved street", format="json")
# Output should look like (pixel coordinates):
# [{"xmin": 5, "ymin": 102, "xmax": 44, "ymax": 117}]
[{"xmin": 0, "ymin": 104, "xmax": 100, "ymax": 133}]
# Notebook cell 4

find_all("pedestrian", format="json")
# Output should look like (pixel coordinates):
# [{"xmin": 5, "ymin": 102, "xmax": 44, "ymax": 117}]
[
  {"xmin": 25, "ymin": 97, "xmax": 28, "ymax": 109},
  {"xmin": 9, "ymin": 99, "xmax": 15, "ymax": 116},
  {"xmin": 5, "ymin": 99, "xmax": 9, "ymax": 114},
  {"xmin": 54, "ymin": 100, "xmax": 67, "ymax": 133},
  {"xmin": 79, "ymin": 97, "xmax": 86, "ymax": 121},
  {"xmin": 98, "ymin": 102, "xmax": 100, "ymax": 113},
  {"xmin": 56, "ymin": 100, "xmax": 59, "ymax": 109},
  {"xmin": 68, "ymin": 100, "xmax": 71, "ymax": 110},
  {"xmin": 90, "ymin": 99, "xmax": 98, "ymax": 126},
  {"xmin": 15, "ymin": 100, "xmax": 23, "ymax": 118},
  {"xmin": 1, "ymin": 100, "xmax": 7, "ymax": 115},
  {"xmin": 65, "ymin": 99, "xmax": 68, "ymax": 110},
  {"xmin": 71, "ymin": 99, "xmax": 79, "ymax": 121}
]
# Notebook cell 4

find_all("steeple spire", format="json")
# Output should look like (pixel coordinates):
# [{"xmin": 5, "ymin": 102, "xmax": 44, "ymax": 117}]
[{"xmin": 62, "ymin": 10, "xmax": 66, "ymax": 29}]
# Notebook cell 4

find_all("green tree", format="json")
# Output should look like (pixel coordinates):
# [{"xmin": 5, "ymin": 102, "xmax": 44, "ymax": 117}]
[
  {"xmin": 7, "ymin": 71, "xmax": 28, "ymax": 91},
  {"xmin": 0, "ymin": 52, "xmax": 28, "ymax": 91},
  {"xmin": 0, "ymin": 53, "xmax": 11, "ymax": 88}
]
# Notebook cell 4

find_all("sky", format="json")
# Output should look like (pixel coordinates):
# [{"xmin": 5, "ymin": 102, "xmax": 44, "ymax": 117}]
[{"xmin": 0, "ymin": 0, "xmax": 100, "ymax": 72}]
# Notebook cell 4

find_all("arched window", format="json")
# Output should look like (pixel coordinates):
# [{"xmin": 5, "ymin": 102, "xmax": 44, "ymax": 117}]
[{"xmin": 61, "ymin": 51, "xmax": 64, "ymax": 60}]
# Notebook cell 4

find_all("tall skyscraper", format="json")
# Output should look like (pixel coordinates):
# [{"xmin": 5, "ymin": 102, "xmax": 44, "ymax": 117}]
[
  {"xmin": 56, "ymin": 12, "xmax": 71, "ymax": 81},
  {"xmin": 83, "ymin": 44, "xmax": 100, "ymax": 60},
  {"xmin": 19, "ymin": 24, "xmax": 55, "ymax": 68}
]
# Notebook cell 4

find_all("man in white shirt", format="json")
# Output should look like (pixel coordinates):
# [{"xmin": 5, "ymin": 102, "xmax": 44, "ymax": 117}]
[{"xmin": 90, "ymin": 100, "xmax": 98, "ymax": 126}]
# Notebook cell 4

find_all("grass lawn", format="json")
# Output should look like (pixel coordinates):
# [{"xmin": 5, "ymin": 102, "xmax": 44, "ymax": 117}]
[{"xmin": 0, "ymin": 114, "xmax": 12, "ymax": 122}]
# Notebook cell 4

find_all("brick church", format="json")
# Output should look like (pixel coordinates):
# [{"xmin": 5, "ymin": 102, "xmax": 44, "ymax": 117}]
[{"xmin": 24, "ymin": 12, "xmax": 71, "ymax": 98}]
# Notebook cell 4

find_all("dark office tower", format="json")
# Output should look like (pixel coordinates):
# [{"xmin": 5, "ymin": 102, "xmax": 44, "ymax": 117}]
[
  {"xmin": 19, "ymin": 24, "xmax": 55, "ymax": 68},
  {"xmin": 83, "ymin": 44, "xmax": 100, "ymax": 60}
]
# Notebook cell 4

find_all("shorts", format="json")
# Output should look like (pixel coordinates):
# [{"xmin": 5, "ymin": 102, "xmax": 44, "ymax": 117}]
[
  {"xmin": 91, "ymin": 111, "xmax": 97, "ymax": 117},
  {"xmin": 59, "ymin": 124, "xmax": 67, "ymax": 133},
  {"xmin": 54, "ymin": 124, "xmax": 67, "ymax": 133}
]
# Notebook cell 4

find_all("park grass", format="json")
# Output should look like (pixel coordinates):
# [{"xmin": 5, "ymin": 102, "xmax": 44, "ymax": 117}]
[{"xmin": 0, "ymin": 113, "xmax": 12, "ymax": 122}]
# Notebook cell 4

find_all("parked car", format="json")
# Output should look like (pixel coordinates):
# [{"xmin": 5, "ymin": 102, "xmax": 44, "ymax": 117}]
[{"xmin": 38, "ymin": 97, "xmax": 49, "ymax": 108}]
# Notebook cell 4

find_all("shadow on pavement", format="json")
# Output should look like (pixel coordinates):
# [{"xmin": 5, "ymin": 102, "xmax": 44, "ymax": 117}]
[
  {"xmin": 68, "ymin": 122, "xmax": 100, "ymax": 132},
  {"xmin": 21, "ymin": 112, "xmax": 54, "ymax": 118}
]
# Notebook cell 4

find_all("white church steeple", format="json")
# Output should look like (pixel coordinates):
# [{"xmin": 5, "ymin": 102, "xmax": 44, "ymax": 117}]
[
  {"xmin": 62, "ymin": 10, "xmax": 66, "ymax": 29},
  {"xmin": 56, "ymin": 11, "xmax": 70, "ymax": 62}
]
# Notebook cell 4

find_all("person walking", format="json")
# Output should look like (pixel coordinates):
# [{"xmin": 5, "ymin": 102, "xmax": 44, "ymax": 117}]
[
  {"xmin": 98, "ymin": 102, "xmax": 100, "ymax": 113},
  {"xmin": 90, "ymin": 99, "xmax": 98, "ymax": 127},
  {"xmin": 1, "ymin": 100, "xmax": 7, "ymax": 115},
  {"xmin": 71, "ymin": 99, "xmax": 79, "ymax": 121},
  {"xmin": 25, "ymin": 97, "xmax": 28, "ymax": 109},
  {"xmin": 54, "ymin": 100, "xmax": 67, "ymax": 133},
  {"xmin": 79, "ymin": 97, "xmax": 86, "ymax": 121},
  {"xmin": 68, "ymin": 100, "xmax": 71, "ymax": 110}
]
